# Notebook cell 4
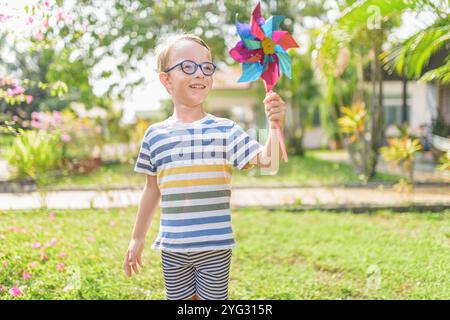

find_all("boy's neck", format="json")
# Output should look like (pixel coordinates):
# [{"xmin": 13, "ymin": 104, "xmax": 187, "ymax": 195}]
[{"xmin": 171, "ymin": 104, "xmax": 207, "ymax": 123}]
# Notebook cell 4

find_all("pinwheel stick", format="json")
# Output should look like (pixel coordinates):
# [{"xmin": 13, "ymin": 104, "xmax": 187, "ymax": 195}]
[{"xmin": 265, "ymin": 87, "xmax": 288, "ymax": 163}]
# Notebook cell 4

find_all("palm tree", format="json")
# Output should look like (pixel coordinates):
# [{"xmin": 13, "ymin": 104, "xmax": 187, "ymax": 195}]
[
  {"xmin": 382, "ymin": 0, "xmax": 449, "ymax": 84},
  {"xmin": 315, "ymin": 0, "xmax": 416, "ymax": 181}
]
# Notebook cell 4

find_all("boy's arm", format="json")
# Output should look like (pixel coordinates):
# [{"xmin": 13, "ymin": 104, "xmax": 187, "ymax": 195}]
[
  {"xmin": 131, "ymin": 175, "xmax": 160, "ymax": 242},
  {"xmin": 247, "ymin": 125, "xmax": 283, "ymax": 170},
  {"xmin": 124, "ymin": 174, "xmax": 160, "ymax": 276}
]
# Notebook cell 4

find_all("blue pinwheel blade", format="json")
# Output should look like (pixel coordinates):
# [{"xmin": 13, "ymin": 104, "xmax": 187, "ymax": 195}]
[
  {"xmin": 238, "ymin": 62, "xmax": 264, "ymax": 82},
  {"xmin": 235, "ymin": 13, "xmax": 253, "ymax": 40},
  {"xmin": 261, "ymin": 15, "xmax": 285, "ymax": 38},
  {"xmin": 275, "ymin": 45, "xmax": 292, "ymax": 79}
]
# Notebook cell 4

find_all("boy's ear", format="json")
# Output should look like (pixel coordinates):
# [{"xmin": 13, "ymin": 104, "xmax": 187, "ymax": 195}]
[{"xmin": 159, "ymin": 72, "xmax": 172, "ymax": 94}]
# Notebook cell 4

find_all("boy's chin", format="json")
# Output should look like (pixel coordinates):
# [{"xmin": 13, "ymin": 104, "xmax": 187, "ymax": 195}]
[{"xmin": 188, "ymin": 92, "xmax": 209, "ymax": 102}]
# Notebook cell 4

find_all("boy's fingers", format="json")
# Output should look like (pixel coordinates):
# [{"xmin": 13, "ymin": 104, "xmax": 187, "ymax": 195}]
[
  {"xmin": 263, "ymin": 92, "xmax": 279, "ymax": 104},
  {"xmin": 267, "ymin": 106, "xmax": 284, "ymax": 116},
  {"xmin": 123, "ymin": 257, "xmax": 131, "ymax": 277},
  {"xmin": 137, "ymin": 256, "xmax": 143, "ymax": 267},
  {"xmin": 264, "ymin": 96, "xmax": 279, "ymax": 104},
  {"xmin": 131, "ymin": 262, "xmax": 139, "ymax": 274}
]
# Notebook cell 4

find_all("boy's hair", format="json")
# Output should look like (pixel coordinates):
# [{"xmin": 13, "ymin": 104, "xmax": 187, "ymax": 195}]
[{"xmin": 155, "ymin": 33, "xmax": 211, "ymax": 73}]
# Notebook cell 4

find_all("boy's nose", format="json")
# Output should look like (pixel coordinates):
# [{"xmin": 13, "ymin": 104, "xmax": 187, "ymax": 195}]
[{"xmin": 193, "ymin": 67, "xmax": 205, "ymax": 78}]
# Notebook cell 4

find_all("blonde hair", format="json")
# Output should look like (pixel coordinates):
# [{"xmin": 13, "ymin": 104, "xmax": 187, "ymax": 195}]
[{"xmin": 155, "ymin": 33, "xmax": 212, "ymax": 73}]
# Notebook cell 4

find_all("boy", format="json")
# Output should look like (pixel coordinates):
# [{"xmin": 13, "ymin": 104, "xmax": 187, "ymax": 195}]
[{"xmin": 123, "ymin": 33, "xmax": 286, "ymax": 300}]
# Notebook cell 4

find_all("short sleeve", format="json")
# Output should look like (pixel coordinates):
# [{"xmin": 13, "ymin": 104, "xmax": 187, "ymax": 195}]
[
  {"xmin": 134, "ymin": 136, "xmax": 157, "ymax": 176},
  {"xmin": 227, "ymin": 122, "xmax": 264, "ymax": 170}
]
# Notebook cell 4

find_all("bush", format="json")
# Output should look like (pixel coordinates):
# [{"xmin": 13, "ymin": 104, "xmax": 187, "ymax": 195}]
[{"xmin": 6, "ymin": 129, "xmax": 64, "ymax": 181}]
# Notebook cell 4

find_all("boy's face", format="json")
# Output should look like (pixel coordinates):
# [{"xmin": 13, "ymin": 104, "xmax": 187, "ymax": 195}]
[{"xmin": 160, "ymin": 40, "xmax": 213, "ymax": 108}]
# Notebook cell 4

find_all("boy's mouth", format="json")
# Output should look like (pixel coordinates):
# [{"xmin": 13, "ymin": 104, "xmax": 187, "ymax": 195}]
[{"xmin": 189, "ymin": 84, "xmax": 206, "ymax": 89}]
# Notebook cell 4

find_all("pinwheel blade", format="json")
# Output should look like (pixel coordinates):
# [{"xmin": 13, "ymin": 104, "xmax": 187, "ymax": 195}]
[
  {"xmin": 250, "ymin": 2, "xmax": 265, "ymax": 41},
  {"xmin": 261, "ymin": 15, "xmax": 285, "ymax": 38},
  {"xmin": 242, "ymin": 38, "xmax": 261, "ymax": 50},
  {"xmin": 229, "ymin": 40, "xmax": 253, "ymax": 63},
  {"xmin": 238, "ymin": 62, "xmax": 264, "ymax": 83},
  {"xmin": 235, "ymin": 14, "xmax": 252, "ymax": 40},
  {"xmin": 273, "ymin": 30, "xmax": 299, "ymax": 50},
  {"xmin": 275, "ymin": 45, "xmax": 292, "ymax": 79},
  {"xmin": 261, "ymin": 58, "xmax": 279, "ymax": 92}
]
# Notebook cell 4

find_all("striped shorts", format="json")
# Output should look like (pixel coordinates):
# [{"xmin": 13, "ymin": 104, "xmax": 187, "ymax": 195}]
[{"xmin": 161, "ymin": 249, "xmax": 232, "ymax": 300}]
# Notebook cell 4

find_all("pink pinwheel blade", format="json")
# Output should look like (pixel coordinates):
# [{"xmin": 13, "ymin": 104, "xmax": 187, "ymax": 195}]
[
  {"xmin": 250, "ymin": 2, "xmax": 265, "ymax": 41},
  {"xmin": 229, "ymin": 41, "xmax": 253, "ymax": 63},
  {"xmin": 273, "ymin": 31, "xmax": 300, "ymax": 51},
  {"xmin": 261, "ymin": 58, "xmax": 280, "ymax": 92}
]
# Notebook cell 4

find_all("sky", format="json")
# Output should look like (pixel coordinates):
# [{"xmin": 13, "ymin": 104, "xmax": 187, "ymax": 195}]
[{"xmin": 1, "ymin": 0, "xmax": 437, "ymax": 124}]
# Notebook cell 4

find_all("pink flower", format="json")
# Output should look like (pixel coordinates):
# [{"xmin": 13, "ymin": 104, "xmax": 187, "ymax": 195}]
[
  {"xmin": 50, "ymin": 238, "xmax": 58, "ymax": 246},
  {"xmin": 56, "ymin": 9, "xmax": 64, "ymax": 22},
  {"xmin": 53, "ymin": 111, "xmax": 61, "ymax": 121},
  {"xmin": 27, "ymin": 16, "xmax": 33, "ymax": 25},
  {"xmin": 44, "ymin": 0, "xmax": 50, "ymax": 7},
  {"xmin": 95, "ymin": 126, "xmax": 102, "ymax": 134},
  {"xmin": 26, "ymin": 95, "xmax": 33, "ymax": 104},
  {"xmin": 64, "ymin": 15, "xmax": 74, "ymax": 25},
  {"xmin": 86, "ymin": 236, "xmax": 95, "ymax": 242},
  {"xmin": 30, "ymin": 119, "xmax": 41, "ymax": 129},
  {"xmin": 28, "ymin": 261, "xmax": 38, "ymax": 269},
  {"xmin": 22, "ymin": 121, "xmax": 28, "ymax": 128},
  {"xmin": 22, "ymin": 272, "xmax": 32, "ymax": 280},
  {"xmin": 8, "ymin": 287, "xmax": 22, "ymax": 297},
  {"xmin": 12, "ymin": 115, "xmax": 19, "ymax": 122},
  {"xmin": 8, "ymin": 226, "xmax": 14, "ymax": 232},
  {"xmin": 13, "ymin": 86, "xmax": 25, "ymax": 95},
  {"xmin": 6, "ymin": 88, "xmax": 14, "ymax": 96},
  {"xmin": 56, "ymin": 262, "xmax": 65, "ymax": 271},
  {"xmin": 36, "ymin": 32, "xmax": 43, "ymax": 41},
  {"xmin": 32, "ymin": 242, "xmax": 41, "ymax": 249},
  {"xmin": 42, "ymin": 18, "xmax": 49, "ymax": 30},
  {"xmin": 58, "ymin": 252, "xmax": 67, "ymax": 258},
  {"xmin": 0, "ymin": 285, "xmax": 7, "ymax": 292},
  {"xmin": 110, "ymin": 220, "xmax": 116, "ymax": 227},
  {"xmin": 2, "ymin": 260, "xmax": 8, "ymax": 267},
  {"xmin": 48, "ymin": 211, "xmax": 55, "ymax": 220},
  {"xmin": 61, "ymin": 133, "xmax": 71, "ymax": 142},
  {"xmin": 0, "ymin": 14, "xmax": 13, "ymax": 23},
  {"xmin": 31, "ymin": 112, "xmax": 39, "ymax": 119}
]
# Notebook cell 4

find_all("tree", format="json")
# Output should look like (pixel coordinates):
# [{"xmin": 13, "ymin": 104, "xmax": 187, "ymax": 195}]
[{"xmin": 316, "ymin": 0, "xmax": 415, "ymax": 181}]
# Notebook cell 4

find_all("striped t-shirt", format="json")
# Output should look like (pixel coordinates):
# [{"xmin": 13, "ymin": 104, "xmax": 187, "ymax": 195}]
[{"xmin": 134, "ymin": 112, "xmax": 264, "ymax": 252}]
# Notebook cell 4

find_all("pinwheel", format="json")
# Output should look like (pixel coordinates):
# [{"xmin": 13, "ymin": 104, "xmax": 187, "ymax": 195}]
[{"xmin": 229, "ymin": 1, "xmax": 299, "ymax": 163}]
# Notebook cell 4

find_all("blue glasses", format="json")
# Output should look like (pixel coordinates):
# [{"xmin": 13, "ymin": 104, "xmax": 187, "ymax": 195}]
[{"xmin": 164, "ymin": 60, "xmax": 217, "ymax": 76}]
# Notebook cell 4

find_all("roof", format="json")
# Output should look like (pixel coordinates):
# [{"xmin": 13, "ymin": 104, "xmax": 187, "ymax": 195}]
[{"xmin": 212, "ymin": 64, "xmax": 254, "ymax": 90}]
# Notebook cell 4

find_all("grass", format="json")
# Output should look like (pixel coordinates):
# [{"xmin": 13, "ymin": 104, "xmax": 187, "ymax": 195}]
[
  {"xmin": 0, "ymin": 207, "xmax": 448, "ymax": 299},
  {"xmin": 43, "ymin": 152, "xmax": 399, "ymax": 189}
]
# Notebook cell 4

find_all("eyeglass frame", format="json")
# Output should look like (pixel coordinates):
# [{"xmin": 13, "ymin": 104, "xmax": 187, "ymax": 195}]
[{"xmin": 163, "ymin": 59, "xmax": 217, "ymax": 76}]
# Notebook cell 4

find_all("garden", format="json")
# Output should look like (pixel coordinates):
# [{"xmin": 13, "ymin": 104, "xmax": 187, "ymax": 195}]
[{"xmin": 0, "ymin": 0, "xmax": 449, "ymax": 300}]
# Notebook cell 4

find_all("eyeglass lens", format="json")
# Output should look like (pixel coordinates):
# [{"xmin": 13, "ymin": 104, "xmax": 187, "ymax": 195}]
[{"xmin": 181, "ymin": 61, "xmax": 215, "ymax": 75}]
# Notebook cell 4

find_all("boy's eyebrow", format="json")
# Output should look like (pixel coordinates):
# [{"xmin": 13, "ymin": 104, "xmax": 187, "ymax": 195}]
[{"xmin": 173, "ymin": 59, "xmax": 214, "ymax": 64}]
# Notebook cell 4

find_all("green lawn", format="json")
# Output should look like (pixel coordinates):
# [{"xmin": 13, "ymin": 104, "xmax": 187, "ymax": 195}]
[
  {"xmin": 1, "ymin": 207, "xmax": 448, "ymax": 299},
  {"xmin": 45, "ymin": 152, "xmax": 399, "ymax": 188}
]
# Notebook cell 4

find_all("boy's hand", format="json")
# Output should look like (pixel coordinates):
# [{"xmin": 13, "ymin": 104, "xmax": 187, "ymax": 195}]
[
  {"xmin": 263, "ymin": 91, "xmax": 286, "ymax": 129},
  {"xmin": 123, "ymin": 238, "xmax": 145, "ymax": 277}
]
